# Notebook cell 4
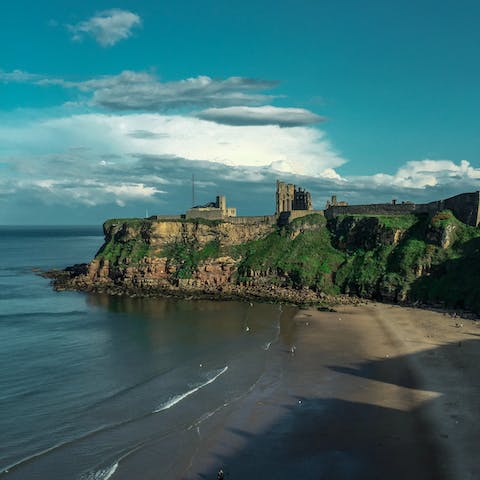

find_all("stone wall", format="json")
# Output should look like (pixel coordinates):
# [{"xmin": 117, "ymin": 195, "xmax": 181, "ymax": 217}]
[
  {"xmin": 324, "ymin": 203, "xmax": 416, "ymax": 220},
  {"xmin": 148, "ymin": 213, "xmax": 276, "ymax": 225},
  {"xmin": 149, "ymin": 214, "xmax": 183, "ymax": 221},
  {"xmin": 185, "ymin": 209, "xmax": 225, "ymax": 220},
  {"xmin": 422, "ymin": 192, "xmax": 480, "ymax": 226},
  {"xmin": 225, "ymin": 215, "xmax": 276, "ymax": 225},
  {"xmin": 324, "ymin": 191, "xmax": 480, "ymax": 226}
]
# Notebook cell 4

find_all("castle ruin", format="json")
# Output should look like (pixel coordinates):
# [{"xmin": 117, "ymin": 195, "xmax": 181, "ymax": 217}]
[
  {"xmin": 149, "ymin": 179, "xmax": 480, "ymax": 228},
  {"xmin": 275, "ymin": 181, "xmax": 313, "ymax": 214},
  {"xmin": 325, "ymin": 195, "xmax": 348, "ymax": 208}
]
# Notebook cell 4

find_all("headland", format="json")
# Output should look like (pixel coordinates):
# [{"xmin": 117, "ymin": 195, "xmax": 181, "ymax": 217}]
[{"xmin": 46, "ymin": 181, "xmax": 480, "ymax": 314}]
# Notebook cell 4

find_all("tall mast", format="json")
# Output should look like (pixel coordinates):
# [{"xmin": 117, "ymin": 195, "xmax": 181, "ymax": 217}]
[{"xmin": 192, "ymin": 174, "xmax": 195, "ymax": 207}]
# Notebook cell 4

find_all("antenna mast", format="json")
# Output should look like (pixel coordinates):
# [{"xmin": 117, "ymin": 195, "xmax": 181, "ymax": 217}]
[{"xmin": 192, "ymin": 174, "xmax": 195, "ymax": 207}]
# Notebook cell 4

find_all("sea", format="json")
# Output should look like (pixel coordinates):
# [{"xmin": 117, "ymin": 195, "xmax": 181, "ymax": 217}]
[{"xmin": 0, "ymin": 226, "xmax": 296, "ymax": 479}]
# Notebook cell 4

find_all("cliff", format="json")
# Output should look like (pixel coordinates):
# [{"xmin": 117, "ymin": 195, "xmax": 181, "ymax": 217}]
[{"xmin": 49, "ymin": 211, "xmax": 480, "ymax": 312}]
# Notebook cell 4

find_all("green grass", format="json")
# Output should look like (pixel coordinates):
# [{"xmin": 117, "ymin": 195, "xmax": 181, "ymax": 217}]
[
  {"xmin": 103, "ymin": 218, "xmax": 151, "ymax": 230},
  {"xmin": 237, "ymin": 224, "xmax": 344, "ymax": 293},
  {"xmin": 96, "ymin": 237, "xmax": 150, "ymax": 264},
  {"xmin": 410, "ymin": 237, "xmax": 480, "ymax": 310},
  {"xmin": 289, "ymin": 213, "xmax": 326, "ymax": 227},
  {"xmin": 335, "ymin": 245, "xmax": 394, "ymax": 297},
  {"xmin": 336, "ymin": 213, "xmax": 419, "ymax": 230},
  {"xmin": 161, "ymin": 240, "xmax": 221, "ymax": 279}
]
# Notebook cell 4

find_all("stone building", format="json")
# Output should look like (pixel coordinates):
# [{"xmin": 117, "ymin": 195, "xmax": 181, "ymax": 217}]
[
  {"xmin": 325, "ymin": 195, "xmax": 349, "ymax": 209},
  {"xmin": 276, "ymin": 181, "xmax": 313, "ymax": 214},
  {"xmin": 185, "ymin": 195, "xmax": 237, "ymax": 220}
]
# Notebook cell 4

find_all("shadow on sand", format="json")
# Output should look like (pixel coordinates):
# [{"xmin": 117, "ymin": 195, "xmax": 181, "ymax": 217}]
[{"xmin": 195, "ymin": 339, "xmax": 479, "ymax": 480}]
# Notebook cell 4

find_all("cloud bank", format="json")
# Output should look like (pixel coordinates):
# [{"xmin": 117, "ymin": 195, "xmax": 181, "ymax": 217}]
[
  {"xmin": 83, "ymin": 73, "xmax": 277, "ymax": 111},
  {"xmin": 0, "ymin": 113, "xmax": 345, "ymax": 177},
  {"xmin": 196, "ymin": 106, "xmax": 324, "ymax": 127},
  {"xmin": 1, "ymin": 69, "xmax": 279, "ymax": 111},
  {"xmin": 68, "ymin": 9, "xmax": 141, "ymax": 47},
  {"xmin": 1, "ymin": 111, "xmax": 478, "ymax": 218},
  {"xmin": 0, "ymin": 69, "xmax": 478, "ymax": 222}
]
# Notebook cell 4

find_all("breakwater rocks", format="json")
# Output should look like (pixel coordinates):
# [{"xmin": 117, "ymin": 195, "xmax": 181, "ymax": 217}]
[{"xmin": 47, "ymin": 212, "xmax": 480, "ymax": 312}]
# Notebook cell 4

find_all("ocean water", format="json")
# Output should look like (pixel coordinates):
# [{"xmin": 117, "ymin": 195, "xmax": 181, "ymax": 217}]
[{"xmin": 0, "ymin": 227, "xmax": 294, "ymax": 479}]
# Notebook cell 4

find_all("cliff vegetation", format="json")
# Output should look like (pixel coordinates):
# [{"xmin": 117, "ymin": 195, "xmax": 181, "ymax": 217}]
[{"xmin": 52, "ymin": 211, "xmax": 480, "ymax": 312}]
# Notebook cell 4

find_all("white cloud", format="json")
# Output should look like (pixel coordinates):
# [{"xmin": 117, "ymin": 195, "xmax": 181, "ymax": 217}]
[
  {"xmin": 0, "ymin": 112, "xmax": 345, "ymax": 207},
  {"xmin": 1, "ymin": 107, "xmax": 478, "ymax": 214},
  {"xmin": 2, "ymin": 113, "xmax": 479, "ymax": 198},
  {"xmin": 196, "ymin": 106, "xmax": 324, "ymax": 127},
  {"xmin": 320, "ymin": 168, "xmax": 343, "ymax": 181},
  {"xmin": 104, "ymin": 183, "xmax": 160, "ymax": 205},
  {"xmin": 28, "ymin": 179, "xmax": 162, "ymax": 207},
  {"xmin": 6, "ymin": 113, "xmax": 344, "ymax": 177},
  {"xmin": 68, "ymin": 9, "xmax": 141, "ymax": 47},
  {"xmin": 356, "ymin": 159, "xmax": 480, "ymax": 189}
]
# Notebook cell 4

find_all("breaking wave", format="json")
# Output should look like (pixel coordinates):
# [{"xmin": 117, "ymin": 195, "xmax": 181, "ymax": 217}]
[
  {"xmin": 154, "ymin": 366, "xmax": 228, "ymax": 413},
  {"xmin": 80, "ymin": 462, "xmax": 118, "ymax": 480}
]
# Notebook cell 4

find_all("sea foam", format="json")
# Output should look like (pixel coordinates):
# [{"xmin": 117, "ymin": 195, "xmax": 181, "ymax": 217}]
[
  {"xmin": 80, "ymin": 462, "xmax": 118, "ymax": 480},
  {"xmin": 153, "ymin": 366, "xmax": 228, "ymax": 413}
]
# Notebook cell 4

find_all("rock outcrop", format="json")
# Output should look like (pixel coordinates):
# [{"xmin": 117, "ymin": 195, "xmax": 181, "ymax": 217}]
[
  {"xmin": 47, "ymin": 211, "xmax": 480, "ymax": 311},
  {"xmin": 53, "ymin": 218, "xmax": 276, "ymax": 298}
]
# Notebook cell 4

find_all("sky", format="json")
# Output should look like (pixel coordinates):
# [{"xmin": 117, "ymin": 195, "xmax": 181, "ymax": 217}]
[{"xmin": 1, "ymin": 0, "xmax": 479, "ymax": 224}]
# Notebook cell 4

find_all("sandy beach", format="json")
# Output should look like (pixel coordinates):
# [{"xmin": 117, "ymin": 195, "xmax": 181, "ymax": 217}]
[{"xmin": 185, "ymin": 302, "xmax": 480, "ymax": 480}]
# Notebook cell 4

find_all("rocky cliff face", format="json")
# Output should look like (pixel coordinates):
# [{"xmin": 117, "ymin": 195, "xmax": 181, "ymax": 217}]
[
  {"xmin": 103, "ymin": 218, "xmax": 273, "ymax": 250},
  {"xmin": 50, "ymin": 211, "xmax": 480, "ymax": 311},
  {"xmin": 328, "ymin": 216, "xmax": 405, "ymax": 250},
  {"xmin": 61, "ymin": 218, "xmax": 274, "ymax": 295}
]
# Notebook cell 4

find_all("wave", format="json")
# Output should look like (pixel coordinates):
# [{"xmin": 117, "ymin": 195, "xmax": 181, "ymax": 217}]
[
  {"xmin": 154, "ymin": 366, "xmax": 228, "ymax": 413},
  {"xmin": 0, "ymin": 424, "xmax": 112, "ymax": 476},
  {"xmin": 0, "ymin": 366, "xmax": 208, "ymax": 474},
  {"xmin": 80, "ymin": 462, "xmax": 118, "ymax": 480}
]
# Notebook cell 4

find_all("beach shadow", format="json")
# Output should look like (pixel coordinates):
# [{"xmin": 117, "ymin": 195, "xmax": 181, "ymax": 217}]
[
  {"xmin": 194, "ymin": 397, "xmax": 446, "ymax": 480},
  {"xmin": 193, "ymin": 339, "xmax": 480, "ymax": 480},
  {"xmin": 327, "ymin": 338, "xmax": 478, "ymax": 390}
]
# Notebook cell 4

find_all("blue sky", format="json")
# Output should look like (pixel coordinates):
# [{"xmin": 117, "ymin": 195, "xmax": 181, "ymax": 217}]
[{"xmin": 1, "ymin": 0, "xmax": 479, "ymax": 224}]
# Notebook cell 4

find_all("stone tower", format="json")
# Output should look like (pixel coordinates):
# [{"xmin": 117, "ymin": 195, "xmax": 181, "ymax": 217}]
[
  {"xmin": 293, "ymin": 188, "xmax": 313, "ymax": 210},
  {"xmin": 276, "ymin": 180, "xmax": 313, "ymax": 214},
  {"xmin": 276, "ymin": 181, "xmax": 295, "ymax": 214},
  {"xmin": 216, "ymin": 195, "xmax": 227, "ymax": 211}
]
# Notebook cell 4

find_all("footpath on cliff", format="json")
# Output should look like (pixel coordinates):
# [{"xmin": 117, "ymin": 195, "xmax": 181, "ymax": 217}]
[{"xmin": 183, "ymin": 302, "xmax": 479, "ymax": 480}]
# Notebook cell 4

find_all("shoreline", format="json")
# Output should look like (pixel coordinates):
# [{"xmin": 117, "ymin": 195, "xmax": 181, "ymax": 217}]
[
  {"xmin": 44, "ymin": 267, "xmax": 479, "ymax": 321},
  {"xmin": 182, "ymin": 302, "xmax": 479, "ymax": 479}
]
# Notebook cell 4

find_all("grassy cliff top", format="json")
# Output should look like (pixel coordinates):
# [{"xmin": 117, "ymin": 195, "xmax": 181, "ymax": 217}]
[{"xmin": 335, "ymin": 213, "xmax": 419, "ymax": 230}]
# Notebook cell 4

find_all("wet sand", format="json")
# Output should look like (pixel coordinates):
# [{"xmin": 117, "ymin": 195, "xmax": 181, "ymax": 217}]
[{"xmin": 185, "ymin": 302, "xmax": 480, "ymax": 480}]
